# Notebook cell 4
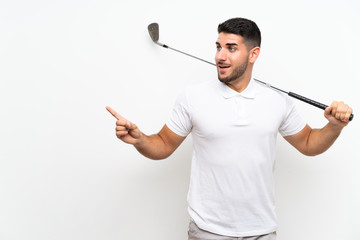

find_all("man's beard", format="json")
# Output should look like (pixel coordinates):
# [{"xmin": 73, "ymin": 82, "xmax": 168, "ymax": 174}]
[{"xmin": 217, "ymin": 61, "xmax": 248, "ymax": 83}]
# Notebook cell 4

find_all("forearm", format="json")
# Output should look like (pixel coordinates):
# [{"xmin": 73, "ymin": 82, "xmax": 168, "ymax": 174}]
[
  {"xmin": 284, "ymin": 101, "xmax": 352, "ymax": 156},
  {"xmin": 305, "ymin": 123, "xmax": 343, "ymax": 156},
  {"xmin": 134, "ymin": 133, "xmax": 173, "ymax": 160}
]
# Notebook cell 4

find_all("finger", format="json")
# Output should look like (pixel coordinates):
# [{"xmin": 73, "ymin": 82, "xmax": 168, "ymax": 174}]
[
  {"xmin": 106, "ymin": 106, "xmax": 123, "ymax": 120},
  {"xmin": 116, "ymin": 119, "xmax": 129, "ymax": 127},
  {"xmin": 336, "ymin": 102, "xmax": 343, "ymax": 117},
  {"xmin": 330, "ymin": 101, "xmax": 338, "ymax": 117},
  {"xmin": 335, "ymin": 111, "xmax": 341, "ymax": 120},
  {"xmin": 116, "ymin": 130, "xmax": 129, "ymax": 138},
  {"xmin": 116, "ymin": 126, "xmax": 127, "ymax": 131},
  {"xmin": 340, "ymin": 112, "xmax": 347, "ymax": 122},
  {"xmin": 332, "ymin": 101, "xmax": 345, "ymax": 121},
  {"xmin": 344, "ymin": 108, "xmax": 353, "ymax": 122},
  {"xmin": 338, "ymin": 103, "xmax": 347, "ymax": 121},
  {"xmin": 338, "ymin": 104, "xmax": 351, "ymax": 121}
]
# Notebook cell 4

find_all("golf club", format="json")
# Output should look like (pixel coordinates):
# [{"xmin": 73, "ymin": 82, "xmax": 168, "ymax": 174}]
[
  {"xmin": 147, "ymin": 22, "xmax": 353, "ymax": 121},
  {"xmin": 148, "ymin": 23, "xmax": 216, "ymax": 66}
]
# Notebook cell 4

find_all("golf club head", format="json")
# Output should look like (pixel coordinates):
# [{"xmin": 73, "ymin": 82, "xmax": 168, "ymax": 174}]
[{"xmin": 148, "ymin": 23, "xmax": 159, "ymax": 42}]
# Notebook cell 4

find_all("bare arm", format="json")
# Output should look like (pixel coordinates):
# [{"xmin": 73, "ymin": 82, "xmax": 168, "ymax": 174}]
[
  {"xmin": 284, "ymin": 101, "xmax": 352, "ymax": 156},
  {"xmin": 134, "ymin": 125, "xmax": 186, "ymax": 160},
  {"xmin": 106, "ymin": 106, "xmax": 186, "ymax": 160}
]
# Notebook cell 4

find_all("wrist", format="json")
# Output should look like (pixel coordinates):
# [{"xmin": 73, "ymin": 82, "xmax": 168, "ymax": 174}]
[
  {"xmin": 325, "ymin": 121, "xmax": 344, "ymax": 133},
  {"xmin": 133, "ymin": 132, "xmax": 146, "ymax": 149}
]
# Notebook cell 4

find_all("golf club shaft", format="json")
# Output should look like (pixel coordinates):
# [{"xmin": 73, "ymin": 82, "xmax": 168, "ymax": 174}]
[
  {"xmin": 288, "ymin": 92, "xmax": 354, "ymax": 121},
  {"xmin": 288, "ymin": 92, "xmax": 328, "ymax": 110},
  {"xmin": 254, "ymin": 79, "xmax": 354, "ymax": 121},
  {"xmin": 168, "ymin": 46, "xmax": 354, "ymax": 121},
  {"xmin": 159, "ymin": 43, "xmax": 216, "ymax": 66},
  {"xmin": 149, "ymin": 24, "xmax": 353, "ymax": 121}
]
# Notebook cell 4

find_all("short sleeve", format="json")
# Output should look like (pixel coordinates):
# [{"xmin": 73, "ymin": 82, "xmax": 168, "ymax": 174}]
[
  {"xmin": 166, "ymin": 90, "xmax": 192, "ymax": 137},
  {"xmin": 279, "ymin": 97, "xmax": 307, "ymax": 137}
]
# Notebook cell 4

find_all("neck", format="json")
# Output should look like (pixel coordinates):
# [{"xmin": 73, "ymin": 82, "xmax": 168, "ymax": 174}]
[{"xmin": 225, "ymin": 70, "xmax": 252, "ymax": 93}]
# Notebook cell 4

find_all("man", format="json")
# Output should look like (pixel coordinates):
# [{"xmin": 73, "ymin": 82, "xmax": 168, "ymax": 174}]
[{"xmin": 106, "ymin": 18, "xmax": 352, "ymax": 240}]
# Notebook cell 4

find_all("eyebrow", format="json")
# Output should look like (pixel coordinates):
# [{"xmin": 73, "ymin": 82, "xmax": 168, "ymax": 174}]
[{"xmin": 215, "ymin": 42, "xmax": 238, "ymax": 46}]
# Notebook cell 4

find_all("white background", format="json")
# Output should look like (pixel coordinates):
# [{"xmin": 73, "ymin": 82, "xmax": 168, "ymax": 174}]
[{"xmin": 1, "ymin": 0, "xmax": 359, "ymax": 239}]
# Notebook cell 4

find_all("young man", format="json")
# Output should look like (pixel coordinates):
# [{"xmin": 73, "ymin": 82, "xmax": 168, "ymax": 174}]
[{"xmin": 106, "ymin": 18, "xmax": 352, "ymax": 240}]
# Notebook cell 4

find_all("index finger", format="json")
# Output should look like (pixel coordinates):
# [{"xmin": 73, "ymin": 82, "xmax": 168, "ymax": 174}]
[{"xmin": 106, "ymin": 106, "xmax": 123, "ymax": 120}]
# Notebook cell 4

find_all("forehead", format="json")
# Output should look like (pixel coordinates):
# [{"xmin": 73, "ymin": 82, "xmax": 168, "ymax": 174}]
[{"xmin": 216, "ymin": 32, "xmax": 245, "ymax": 45}]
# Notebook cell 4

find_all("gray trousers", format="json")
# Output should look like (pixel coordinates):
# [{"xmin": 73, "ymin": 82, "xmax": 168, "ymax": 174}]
[{"xmin": 188, "ymin": 220, "xmax": 277, "ymax": 240}]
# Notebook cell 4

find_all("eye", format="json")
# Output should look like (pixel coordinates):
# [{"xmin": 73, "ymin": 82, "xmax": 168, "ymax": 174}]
[
  {"xmin": 229, "ymin": 47, "xmax": 236, "ymax": 52},
  {"xmin": 216, "ymin": 46, "xmax": 221, "ymax": 51}
]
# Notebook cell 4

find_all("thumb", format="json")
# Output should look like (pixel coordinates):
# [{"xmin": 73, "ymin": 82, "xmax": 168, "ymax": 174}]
[
  {"xmin": 126, "ymin": 121, "xmax": 137, "ymax": 130},
  {"xmin": 126, "ymin": 121, "xmax": 141, "ymax": 139},
  {"xmin": 325, "ymin": 106, "xmax": 332, "ymax": 116}
]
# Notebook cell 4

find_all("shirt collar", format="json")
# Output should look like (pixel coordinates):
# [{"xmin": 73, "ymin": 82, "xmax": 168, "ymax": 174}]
[{"xmin": 219, "ymin": 78, "xmax": 257, "ymax": 99}]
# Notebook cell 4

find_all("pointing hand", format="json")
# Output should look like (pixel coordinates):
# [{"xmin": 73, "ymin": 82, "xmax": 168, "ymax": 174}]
[{"xmin": 106, "ymin": 106, "xmax": 142, "ymax": 145}]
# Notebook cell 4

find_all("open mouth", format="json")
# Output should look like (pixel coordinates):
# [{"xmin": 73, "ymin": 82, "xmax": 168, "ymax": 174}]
[
  {"xmin": 218, "ymin": 63, "xmax": 231, "ymax": 69},
  {"xmin": 219, "ymin": 66, "xmax": 230, "ymax": 69}
]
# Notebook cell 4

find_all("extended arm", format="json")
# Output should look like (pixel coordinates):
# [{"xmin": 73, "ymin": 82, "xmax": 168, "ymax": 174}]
[
  {"xmin": 106, "ymin": 106, "xmax": 186, "ymax": 160},
  {"xmin": 284, "ymin": 101, "xmax": 352, "ymax": 156},
  {"xmin": 133, "ymin": 125, "xmax": 186, "ymax": 160}
]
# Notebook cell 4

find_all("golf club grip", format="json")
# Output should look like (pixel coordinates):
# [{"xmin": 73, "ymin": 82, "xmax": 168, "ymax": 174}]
[{"xmin": 288, "ymin": 92, "xmax": 353, "ymax": 121}]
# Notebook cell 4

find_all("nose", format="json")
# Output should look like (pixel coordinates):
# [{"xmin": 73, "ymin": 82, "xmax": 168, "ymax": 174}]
[{"xmin": 216, "ymin": 48, "xmax": 227, "ymax": 62}]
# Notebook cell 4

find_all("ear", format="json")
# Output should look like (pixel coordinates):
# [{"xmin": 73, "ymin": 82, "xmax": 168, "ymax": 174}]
[{"xmin": 248, "ymin": 47, "xmax": 260, "ymax": 64}]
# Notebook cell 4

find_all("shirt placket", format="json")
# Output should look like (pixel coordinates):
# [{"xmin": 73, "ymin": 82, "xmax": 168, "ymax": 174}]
[{"xmin": 234, "ymin": 96, "xmax": 250, "ymax": 126}]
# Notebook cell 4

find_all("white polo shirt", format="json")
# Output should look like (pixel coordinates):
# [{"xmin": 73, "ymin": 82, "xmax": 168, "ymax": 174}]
[{"xmin": 166, "ymin": 78, "xmax": 306, "ymax": 237}]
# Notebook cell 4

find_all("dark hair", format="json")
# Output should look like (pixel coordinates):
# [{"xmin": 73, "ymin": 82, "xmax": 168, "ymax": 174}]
[{"xmin": 217, "ymin": 17, "xmax": 261, "ymax": 50}]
